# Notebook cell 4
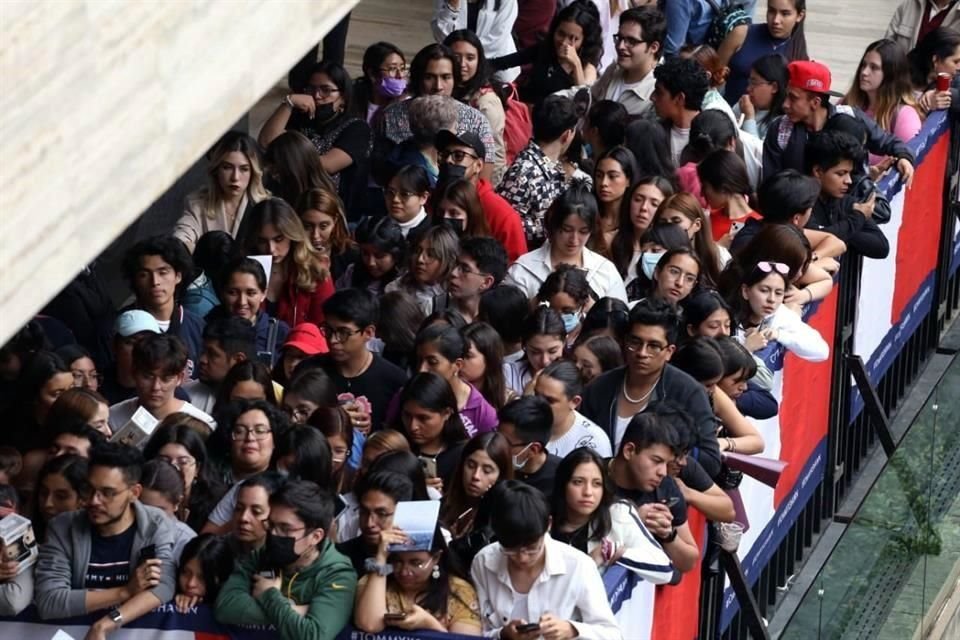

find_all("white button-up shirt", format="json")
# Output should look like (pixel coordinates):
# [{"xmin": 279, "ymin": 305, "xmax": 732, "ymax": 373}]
[
  {"xmin": 471, "ymin": 535, "xmax": 623, "ymax": 640},
  {"xmin": 505, "ymin": 242, "xmax": 628, "ymax": 303}
]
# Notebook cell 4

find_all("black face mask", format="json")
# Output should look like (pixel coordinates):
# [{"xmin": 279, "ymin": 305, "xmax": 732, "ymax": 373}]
[
  {"xmin": 438, "ymin": 162, "xmax": 467, "ymax": 185},
  {"xmin": 442, "ymin": 217, "xmax": 466, "ymax": 235},
  {"xmin": 313, "ymin": 102, "xmax": 337, "ymax": 123},
  {"xmin": 260, "ymin": 533, "xmax": 302, "ymax": 570}
]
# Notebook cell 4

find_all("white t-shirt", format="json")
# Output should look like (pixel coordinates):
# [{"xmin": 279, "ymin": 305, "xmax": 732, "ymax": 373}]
[
  {"xmin": 157, "ymin": 320, "xmax": 171, "ymax": 332},
  {"xmin": 614, "ymin": 414, "xmax": 633, "ymax": 455},
  {"xmin": 547, "ymin": 412, "xmax": 613, "ymax": 459},
  {"xmin": 108, "ymin": 398, "xmax": 217, "ymax": 434},
  {"xmin": 670, "ymin": 127, "xmax": 690, "ymax": 167},
  {"xmin": 182, "ymin": 379, "xmax": 216, "ymax": 414}
]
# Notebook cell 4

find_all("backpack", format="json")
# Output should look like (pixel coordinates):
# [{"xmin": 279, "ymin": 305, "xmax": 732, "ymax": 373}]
[
  {"xmin": 483, "ymin": 83, "xmax": 533, "ymax": 165},
  {"xmin": 704, "ymin": 0, "xmax": 752, "ymax": 50}
]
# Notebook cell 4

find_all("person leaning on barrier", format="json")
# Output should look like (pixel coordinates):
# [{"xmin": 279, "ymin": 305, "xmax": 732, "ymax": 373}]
[
  {"xmin": 471, "ymin": 480, "xmax": 622, "ymax": 640},
  {"xmin": 215, "ymin": 479, "xmax": 357, "ymax": 640},
  {"xmin": 34, "ymin": 442, "xmax": 178, "ymax": 638},
  {"xmin": 607, "ymin": 412, "xmax": 701, "ymax": 574}
]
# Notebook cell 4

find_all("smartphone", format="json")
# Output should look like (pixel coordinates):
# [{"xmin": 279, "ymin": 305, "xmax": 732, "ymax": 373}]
[
  {"xmin": 517, "ymin": 623, "xmax": 541, "ymax": 633},
  {"xmin": 661, "ymin": 497, "xmax": 680, "ymax": 508},
  {"xmin": 383, "ymin": 612, "xmax": 408, "ymax": 622},
  {"xmin": 258, "ymin": 569, "xmax": 277, "ymax": 579},
  {"xmin": 418, "ymin": 455, "xmax": 438, "ymax": 479},
  {"xmin": 137, "ymin": 544, "xmax": 157, "ymax": 564}
]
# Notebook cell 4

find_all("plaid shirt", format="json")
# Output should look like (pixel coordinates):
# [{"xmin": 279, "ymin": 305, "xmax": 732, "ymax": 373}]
[{"xmin": 496, "ymin": 140, "xmax": 567, "ymax": 246}]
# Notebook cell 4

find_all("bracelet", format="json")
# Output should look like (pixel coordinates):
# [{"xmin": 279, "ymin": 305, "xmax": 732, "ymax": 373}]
[
  {"xmin": 726, "ymin": 437, "xmax": 736, "ymax": 453},
  {"xmin": 806, "ymin": 288, "xmax": 814, "ymax": 303},
  {"xmin": 282, "ymin": 94, "xmax": 294, "ymax": 108}
]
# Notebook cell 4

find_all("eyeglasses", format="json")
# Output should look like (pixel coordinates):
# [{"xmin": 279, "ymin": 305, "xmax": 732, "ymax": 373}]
[
  {"xmin": 452, "ymin": 261, "xmax": 487, "ymax": 277},
  {"xmin": 319, "ymin": 324, "xmax": 363, "ymax": 343},
  {"xmin": 624, "ymin": 337, "xmax": 667, "ymax": 354},
  {"xmin": 438, "ymin": 149, "xmax": 478, "ymax": 164},
  {"xmin": 413, "ymin": 246, "xmax": 441, "ymax": 261},
  {"xmin": 612, "ymin": 34, "xmax": 645, "ymax": 48},
  {"xmin": 81, "ymin": 485, "xmax": 130, "ymax": 502},
  {"xmin": 384, "ymin": 187, "xmax": 419, "ymax": 201},
  {"xmin": 230, "ymin": 425, "xmax": 273, "ymax": 441},
  {"xmin": 748, "ymin": 77, "xmax": 774, "ymax": 87},
  {"xmin": 157, "ymin": 455, "xmax": 196, "ymax": 469},
  {"xmin": 267, "ymin": 522, "xmax": 306, "ymax": 537},
  {"xmin": 663, "ymin": 265, "xmax": 698, "ymax": 286},
  {"xmin": 303, "ymin": 84, "xmax": 340, "ymax": 97},
  {"xmin": 358, "ymin": 506, "xmax": 395, "ymax": 523},
  {"xmin": 756, "ymin": 261, "xmax": 790, "ymax": 275},
  {"xmin": 501, "ymin": 538, "xmax": 545, "ymax": 557},
  {"xmin": 72, "ymin": 370, "xmax": 103, "ymax": 386},
  {"xmin": 380, "ymin": 64, "xmax": 408, "ymax": 77}
]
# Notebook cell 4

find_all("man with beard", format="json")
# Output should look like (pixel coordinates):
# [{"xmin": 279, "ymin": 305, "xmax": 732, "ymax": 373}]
[
  {"xmin": 183, "ymin": 317, "xmax": 257, "ymax": 414},
  {"xmin": 35, "ymin": 442, "xmax": 177, "ymax": 637},
  {"xmin": 216, "ymin": 479, "xmax": 357, "ymax": 640}
]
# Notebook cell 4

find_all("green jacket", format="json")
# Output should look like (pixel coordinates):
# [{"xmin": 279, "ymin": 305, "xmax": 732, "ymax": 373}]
[{"xmin": 215, "ymin": 540, "xmax": 357, "ymax": 640}]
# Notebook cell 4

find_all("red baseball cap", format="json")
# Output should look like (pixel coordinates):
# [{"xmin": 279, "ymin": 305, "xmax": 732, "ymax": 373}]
[
  {"xmin": 787, "ymin": 61, "xmax": 844, "ymax": 97},
  {"xmin": 283, "ymin": 323, "xmax": 328, "ymax": 355}
]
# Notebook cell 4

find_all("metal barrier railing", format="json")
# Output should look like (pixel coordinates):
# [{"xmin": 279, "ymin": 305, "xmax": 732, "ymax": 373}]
[{"xmin": 699, "ymin": 111, "xmax": 959, "ymax": 639}]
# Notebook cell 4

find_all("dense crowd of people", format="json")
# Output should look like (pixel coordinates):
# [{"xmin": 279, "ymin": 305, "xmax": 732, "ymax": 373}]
[{"xmin": 1, "ymin": 1, "xmax": 958, "ymax": 639}]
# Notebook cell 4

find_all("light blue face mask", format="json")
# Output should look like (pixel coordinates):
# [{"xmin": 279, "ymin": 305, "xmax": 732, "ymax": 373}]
[
  {"xmin": 561, "ymin": 311, "xmax": 580, "ymax": 334},
  {"xmin": 640, "ymin": 251, "xmax": 666, "ymax": 279}
]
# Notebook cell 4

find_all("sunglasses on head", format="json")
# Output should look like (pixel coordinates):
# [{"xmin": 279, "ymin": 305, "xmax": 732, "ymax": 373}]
[{"xmin": 755, "ymin": 261, "xmax": 789, "ymax": 276}]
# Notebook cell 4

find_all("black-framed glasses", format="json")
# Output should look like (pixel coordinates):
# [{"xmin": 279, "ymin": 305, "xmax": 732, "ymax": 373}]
[
  {"xmin": 438, "ymin": 149, "xmax": 478, "ymax": 164},
  {"xmin": 624, "ymin": 337, "xmax": 667, "ymax": 354},
  {"xmin": 230, "ymin": 425, "xmax": 272, "ymax": 441},
  {"xmin": 319, "ymin": 324, "xmax": 363, "ymax": 343},
  {"xmin": 613, "ymin": 34, "xmax": 645, "ymax": 48}
]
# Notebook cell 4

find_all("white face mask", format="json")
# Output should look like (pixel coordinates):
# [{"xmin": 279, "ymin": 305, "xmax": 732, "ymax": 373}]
[{"xmin": 512, "ymin": 443, "xmax": 533, "ymax": 471}]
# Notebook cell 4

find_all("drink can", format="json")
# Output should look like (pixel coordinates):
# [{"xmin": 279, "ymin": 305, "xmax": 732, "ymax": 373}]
[{"xmin": 937, "ymin": 72, "xmax": 951, "ymax": 92}]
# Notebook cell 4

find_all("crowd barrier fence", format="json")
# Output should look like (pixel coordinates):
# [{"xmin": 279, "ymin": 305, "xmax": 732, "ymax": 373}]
[{"xmin": 1, "ymin": 116, "xmax": 955, "ymax": 640}]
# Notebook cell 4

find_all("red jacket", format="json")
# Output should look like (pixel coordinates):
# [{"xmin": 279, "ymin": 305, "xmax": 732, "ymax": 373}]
[
  {"xmin": 477, "ymin": 179, "xmax": 528, "ymax": 262},
  {"xmin": 275, "ymin": 272, "xmax": 335, "ymax": 327}
]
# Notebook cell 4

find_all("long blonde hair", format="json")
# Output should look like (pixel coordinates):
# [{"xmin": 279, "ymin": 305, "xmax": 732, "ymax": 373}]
[
  {"xmin": 201, "ymin": 131, "xmax": 269, "ymax": 219},
  {"xmin": 244, "ymin": 198, "xmax": 329, "ymax": 291},
  {"xmin": 845, "ymin": 39, "xmax": 919, "ymax": 131}
]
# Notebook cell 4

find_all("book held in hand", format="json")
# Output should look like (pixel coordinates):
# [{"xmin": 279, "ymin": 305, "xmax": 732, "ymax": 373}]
[{"xmin": 109, "ymin": 406, "xmax": 159, "ymax": 449}]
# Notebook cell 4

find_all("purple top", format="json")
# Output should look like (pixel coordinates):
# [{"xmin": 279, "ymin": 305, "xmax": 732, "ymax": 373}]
[{"xmin": 384, "ymin": 382, "xmax": 498, "ymax": 438}]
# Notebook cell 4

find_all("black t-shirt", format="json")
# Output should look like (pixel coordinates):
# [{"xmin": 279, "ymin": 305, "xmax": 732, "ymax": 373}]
[
  {"xmin": 336, "ymin": 535, "xmax": 369, "ymax": 576},
  {"xmin": 614, "ymin": 475, "xmax": 688, "ymax": 527},
  {"xmin": 516, "ymin": 454, "xmax": 562, "ymax": 500},
  {"xmin": 679, "ymin": 457, "xmax": 714, "ymax": 493},
  {"xmin": 299, "ymin": 354, "xmax": 409, "ymax": 431},
  {"xmin": 289, "ymin": 113, "xmax": 372, "ymax": 215},
  {"xmin": 85, "ymin": 523, "xmax": 136, "ymax": 589},
  {"xmin": 552, "ymin": 524, "xmax": 590, "ymax": 553}
]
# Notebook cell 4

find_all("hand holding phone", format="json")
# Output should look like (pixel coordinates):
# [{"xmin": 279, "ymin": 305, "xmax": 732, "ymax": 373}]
[
  {"xmin": 516, "ymin": 622, "xmax": 541, "ymax": 633},
  {"xmin": 383, "ymin": 612, "xmax": 408, "ymax": 622},
  {"xmin": 137, "ymin": 544, "xmax": 157, "ymax": 564}
]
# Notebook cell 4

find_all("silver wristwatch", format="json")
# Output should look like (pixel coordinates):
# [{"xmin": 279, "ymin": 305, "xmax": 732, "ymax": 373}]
[{"xmin": 108, "ymin": 607, "xmax": 124, "ymax": 627}]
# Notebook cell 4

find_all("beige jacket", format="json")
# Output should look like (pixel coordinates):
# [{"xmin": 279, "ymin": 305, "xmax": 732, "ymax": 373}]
[
  {"xmin": 885, "ymin": 0, "xmax": 960, "ymax": 51},
  {"xmin": 475, "ymin": 90, "xmax": 506, "ymax": 186},
  {"xmin": 174, "ymin": 190, "xmax": 253, "ymax": 252}
]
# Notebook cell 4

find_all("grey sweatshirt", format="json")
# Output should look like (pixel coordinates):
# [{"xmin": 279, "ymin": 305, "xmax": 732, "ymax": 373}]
[{"xmin": 34, "ymin": 501, "xmax": 177, "ymax": 619}]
